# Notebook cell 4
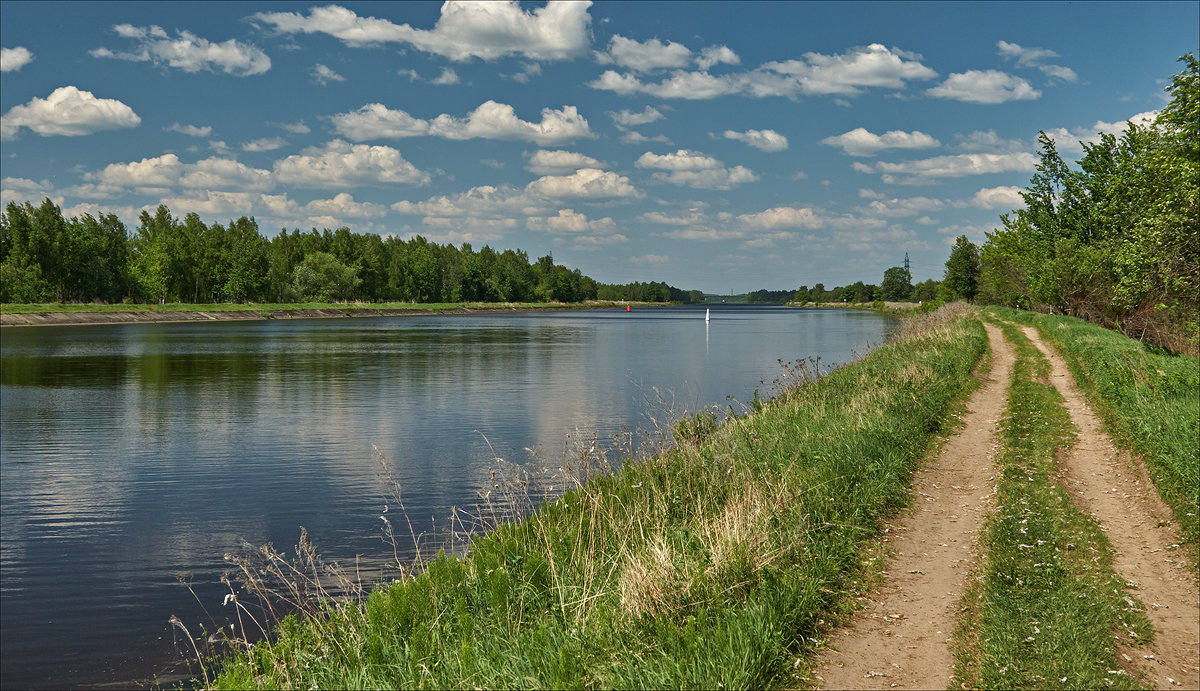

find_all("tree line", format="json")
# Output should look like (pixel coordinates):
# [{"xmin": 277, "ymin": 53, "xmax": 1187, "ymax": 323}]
[
  {"xmin": 978, "ymin": 54, "xmax": 1197, "ymax": 354},
  {"xmin": 0, "ymin": 201, "xmax": 702, "ymax": 306}
]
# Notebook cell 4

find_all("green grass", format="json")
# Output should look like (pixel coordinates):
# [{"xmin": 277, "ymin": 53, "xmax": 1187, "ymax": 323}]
[
  {"xmin": 953, "ymin": 319, "xmax": 1153, "ymax": 691},
  {"xmin": 200, "ymin": 303, "xmax": 987, "ymax": 690},
  {"xmin": 989, "ymin": 308, "xmax": 1199, "ymax": 553},
  {"xmin": 0, "ymin": 300, "xmax": 645, "ymax": 315}
]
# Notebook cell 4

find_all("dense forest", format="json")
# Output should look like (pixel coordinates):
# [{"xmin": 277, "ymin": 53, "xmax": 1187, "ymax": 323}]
[
  {"xmin": 979, "ymin": 54, "xmax": 1198, "ymax": 354},
  {"xmin": 0, "ymin": 200, "xmax": 701, "ymax": 306}
]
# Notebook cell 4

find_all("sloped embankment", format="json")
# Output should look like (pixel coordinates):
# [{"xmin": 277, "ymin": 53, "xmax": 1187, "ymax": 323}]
[{"xmin": 206, "ymin": 303, "xmax": 986, "ymax": 690}]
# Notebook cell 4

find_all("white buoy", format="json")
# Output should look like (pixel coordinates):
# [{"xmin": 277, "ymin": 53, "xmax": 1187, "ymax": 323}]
[{"xmin": 705, "ymin": 308, "xmax": 710, "ymax": 322}]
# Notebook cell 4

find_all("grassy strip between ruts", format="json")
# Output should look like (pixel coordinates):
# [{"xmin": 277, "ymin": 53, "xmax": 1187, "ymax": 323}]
[
  {"xmin": 988, "ymin": 307, "xmax": 1199, "ymax": 555},
  {"xmin": 199, "ymin": 303, "xmax": 986, "ymax": 690},
  {"xmin": 953, "ymin": 318, "xmax": 1153, "ymax": 691}
]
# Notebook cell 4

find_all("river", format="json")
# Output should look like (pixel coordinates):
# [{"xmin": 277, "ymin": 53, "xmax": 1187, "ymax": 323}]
[{"xmin": 0, "ymin": 304, "xmax": 894, "ymax": 688}]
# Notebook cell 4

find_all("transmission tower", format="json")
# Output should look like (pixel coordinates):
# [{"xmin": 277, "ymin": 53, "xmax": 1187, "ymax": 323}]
[{"xmin": 904, "ymin": 252, "xmax": 910, "ymax": 273}]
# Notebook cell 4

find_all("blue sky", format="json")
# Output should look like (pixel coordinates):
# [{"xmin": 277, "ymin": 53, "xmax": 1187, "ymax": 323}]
[{"xmin": 2, "ymin": 1, "xmax": 1196, "ymax": 293}]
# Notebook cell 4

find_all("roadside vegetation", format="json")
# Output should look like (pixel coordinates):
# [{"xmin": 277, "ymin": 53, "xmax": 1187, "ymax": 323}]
[
  {"xmin": 196, "ymin": 302, "xmax": 985, "ymax": 689},
  {"xmin": 953, "ymin": 319, "xmax": 1154, "ymax": 690},
  {"xmin": 0, "ymin": 300, "xmax": 652, "ymax": 315}
]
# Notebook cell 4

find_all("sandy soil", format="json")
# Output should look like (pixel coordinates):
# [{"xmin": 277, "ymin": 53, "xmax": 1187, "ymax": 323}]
[
  {"xmin": 812, "ymin": 323, "xmax": 1013, "ymax": 689},
  {"xmin": 1022, "ymin": 325, "xmax": 1200, "ymax": 690}
]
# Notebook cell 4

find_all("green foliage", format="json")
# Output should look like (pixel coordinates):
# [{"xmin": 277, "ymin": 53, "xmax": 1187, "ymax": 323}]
[
  {"xmin": 943, "ymin": 235, "xmax": 980, "ymax": 301},
  {"xmin": 979, "ymin": 54, "xmax": 1200, "ymax": 354},
  {"xmin": 880, "ymin": 266, "xmax": 912, "ymax": 301}
]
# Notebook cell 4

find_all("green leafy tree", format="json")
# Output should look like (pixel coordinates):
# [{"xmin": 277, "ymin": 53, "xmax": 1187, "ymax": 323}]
[
  {"xmin": 288, "ymin": 252, "xmax": 361, "ymax": 302},
  {"xmin": 880, "ymin": 266, "xmax": 912, "ymax": 301},
  {"xmin": 943, "ymin": 235, "xmax": 981, "ymax": 301}
]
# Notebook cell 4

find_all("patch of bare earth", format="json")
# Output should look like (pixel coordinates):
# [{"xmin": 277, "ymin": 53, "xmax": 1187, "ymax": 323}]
[
  {"xmin": 813, "ymin": 323, "xmax": 1013, "ymax": 690},
  {"xmin": 1022, "ymin": 325, "xmax": 1200, "ymax": 690}
]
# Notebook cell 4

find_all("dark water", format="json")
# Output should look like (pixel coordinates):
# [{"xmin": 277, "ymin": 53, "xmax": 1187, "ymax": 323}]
[{"xmin": 0, "ymin": 304, "xmax": 894, "ymax": 688}]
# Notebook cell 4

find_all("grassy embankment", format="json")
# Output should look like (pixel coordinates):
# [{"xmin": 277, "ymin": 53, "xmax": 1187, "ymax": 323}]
[
  {"xmin": 953, "ymin": 318, "xmax": 1154, "ymax": 690},
  {"xmin": 990, "ymin": 308, "xmax": 1199, "ymax": 553},
  {"xmin": 201, "ymin": 303, "xmax": 986, "ymax": 689}
]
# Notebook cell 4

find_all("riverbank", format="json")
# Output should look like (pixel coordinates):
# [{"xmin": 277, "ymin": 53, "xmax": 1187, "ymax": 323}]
[
  {"xmin": 203, "ymin": 302, "xmax": 988, "ymax": 689},
  {"xmin": 0, "ymin": 300, "xmax": 662, "ymax": 327}
]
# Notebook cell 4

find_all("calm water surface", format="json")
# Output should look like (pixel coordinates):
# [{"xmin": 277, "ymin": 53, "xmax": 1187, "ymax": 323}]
[{"xmin": 0, "ymin": 305, "xmax": 894, "ymax": 688}]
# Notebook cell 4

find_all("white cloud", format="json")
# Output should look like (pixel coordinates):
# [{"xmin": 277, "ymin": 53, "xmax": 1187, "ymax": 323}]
[
  {"xmin": 738, "ymin": 206, "xmax": 826, "ymax": 229},
  {"xmin": 392, "ymin": 184, "xmax": 543, "ymax": 219},
  {"xmin": 639, "ymin": 208, "xmax": 707, "ymax": 225},
  {"xmin": 165, "ymin": 122, "xmax": 212, "ymax": 137},
  {"xmin": 1043, "ymin": 111, "xmax": 1158, "ymax": 155},
  {"xmin": 630, "ymin": 254, "xmax": 669, "ymax": 263},
  {"xmin": 697, "ymin": 45, "xmax": 739, "ymax": 70},
  {"xmin": 431, "ymin": 67, "xmax": 461, "ymax": 85},
  {"xmin": 1, "ymin": 46, "xmax": 34, "ymax": 72},
  {"xmin": 252, "ymin": 1, "xmax": 591, "ymax": 61},
  {"xmin": 927, "ymin": 70, "xmax": 1040, "ymax": 104},
  {"xmin": 952, "ymin": 130, "xmax": 1027, "ymax": 154},
  {"xmin": 311, "ymin": 63, "xmax": 345, "ymax": 84},
  {"xmin": 330, "ymin": 100, "xmax": 593, "ymax": 145},
  {"xmin": 1, "ymin": 177, "xmax": 55, "ymax": 206},
  {"xmin": 763, "ymin": 44, "xmax": 937, "ymax": 95},
  {"xmin": 636, "ymin": 149, "xmax": 757, "ymax": 190},
  {"xmin": 857, "ymin": 196, "xmax": 945, "ymax": 217},
  {"xmin": 722, "ymin": 129, "xmax": 788, "ymax": 152},
  {"xmin": 526, "ymin": 168, "xmax": 641, "ymax": 200},
  {"xmin": 859, "ymin": 152, "xmax": 1039, "ymax": 183},
  {"xmin": 969, "ymin": 185, "xmax": 1025, "ymax": 209},
  {"xmin": 820, "ymin": 127, "xmax": 939, "ymax": 156},
  {"xmin": 609, "ymin": 106, "xmax": 663, "ymax": 128},
  {"xmin": 619, "ymin": 131, "xmax": 672, "ymax": 145},
  {"xmin": 997, "ymin": 40, "xmax": 1077, "ymax": 83},
  {"xmin": 91, "ymin": 24, "xmax": 270, "ymax": 76},
  {"xmin": 302, "ymin": 192, "xmax": 387, "ymax": 219},
  {"xmin": 280, "ymin": 122, "xmax": 310, "ymax": 134},
  {"xmin": 527, "ymin": 208, "xmax": 616, "ymax": 233},
  {"xmin": 180, "ymin": 157, "xmax": 274, "ymax": 190},
  {"xmin": 599, "ymin": 35, "xmax": 692, "ymax": 72},
  {"xmin": 242, "ymin": 137, "xmax": 287, "ymax": 152},
  {"xmin": 2, "ymin": 86, "xmax": 140, "ymax": 139},
  {"xmin": 526, "ymin": 150, "xmax": 603, "ymax": 175},
  {"xmin": 591, "ymin": 44, "xmax": 936, "ymax": 100},
  {"xmin": 274, "ymin": 139, "xmax": 430, "ymax": 188},
  {"xmin": 91, "ymin": 153, "xmax": 184, "ymax": 188},
  {"xmin": 568, "ymin": 233, "xmax": 627, "ymax": 250}
]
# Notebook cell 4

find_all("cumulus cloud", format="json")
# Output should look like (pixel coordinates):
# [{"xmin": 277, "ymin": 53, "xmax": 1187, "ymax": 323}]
[
  {"xmin": 722, "ymin": 129, "xmax": 788, "ymax": 152},
  {"xmin": 392, "ymin": 184, "xmax": 542, "ymax": 219},
  {"xmin": 165, "ymin": 122, "xmax": 212, "ymax": 137},
  {"xmin": 526, "ymin": 168, "xmax": 641, "ymax": 200},
  {"xmin": 927, "ymin": 70, "xmax": 1040, "ymax": 104},
  {"xmin": 857, "ymin": 152, "xmax": 1039, "ymax": 183},
  {"xmin": 301, "ymin": 192, "xmax": 387, "ymax": 219},
  {"xmin": 630, "ymin": 254, "xmax": 670, "ymax": 263},
  {"xmin": 527, "ymin": 208, "xmax": 616, "ymax": 233},
  {"xmin": 737, "ymin": 206, "xmax": 826, "ymax": 229},
  {"xmin": 952, "ymin": 129, "xmax": 1027, "ymax": 154},
  {"xmin": 590, "ymin": 43, "xmax": 936, "ymax": 100},
  {"xmin": 598, "ymin": 35, "xmax": 692, "ymax": 71},
  {"xmin": 280, "ymin": 122, "xmax": 311, "ymax": 134},
  {"xmin": 1043, "ymin": 111, "xmax": 1158, "ymax": 154},
  {"xmin": 430, "ymin": 67, "xmax": 461, "ymax": 85},
  {"xmin": 274, "ymin": 139, "xmax": 429, "ymax": 187},
  {"xmin": 88, "ymin": 153, "xmax": 274, "ymax": 192},
  {"xmin": 311, "ymin": 63, "xmax": 345, "ymax": 84},
  {"xmin": 608, "ymin": 106, "xmax": 663, "ymax": 128},
  {"xmin": 970, "ymin": 185, "xmax": 1026, "ymax": 209},
  {"xmin": 636, "ymin": 149, "xmax": 757, "ymax": 189},
  {"xmin": 620, "ymin": 130, "xmax": 672, "ymax": 145},
  {"xmin": 1, "ymin": 177, "xmax": 55, "ymax": 206},
  {"xmin": 820, "ymin": 127, "xmax": 939, "ymax": 156},
  {"xmin": 1, "ymin": 46, "xmax": 34, "ymax": 72},
  {"xmin": 330, "ymin": 100, "xmax": 592, "ymax": 145},
  {"xmin": 251, "ymin": 2, "xmax": 591, "ymax": 61},
  {"xmin": 91, "ymin": 24, "xmax": 270, "ymax": 75},
  {"xmin": 857, "ymin": 196, "xmax": 945, "ymax": 217},
  {"xmin": 2, "ymin": 86, "xmax": 140, "ymax": 139},
  {"xmin": 526, "ymin": 150, "xmax": 603, "ymax": 175},
  {"xmin": 697, "ymin": 45, "xmax": 739, "ymax": 70}
]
